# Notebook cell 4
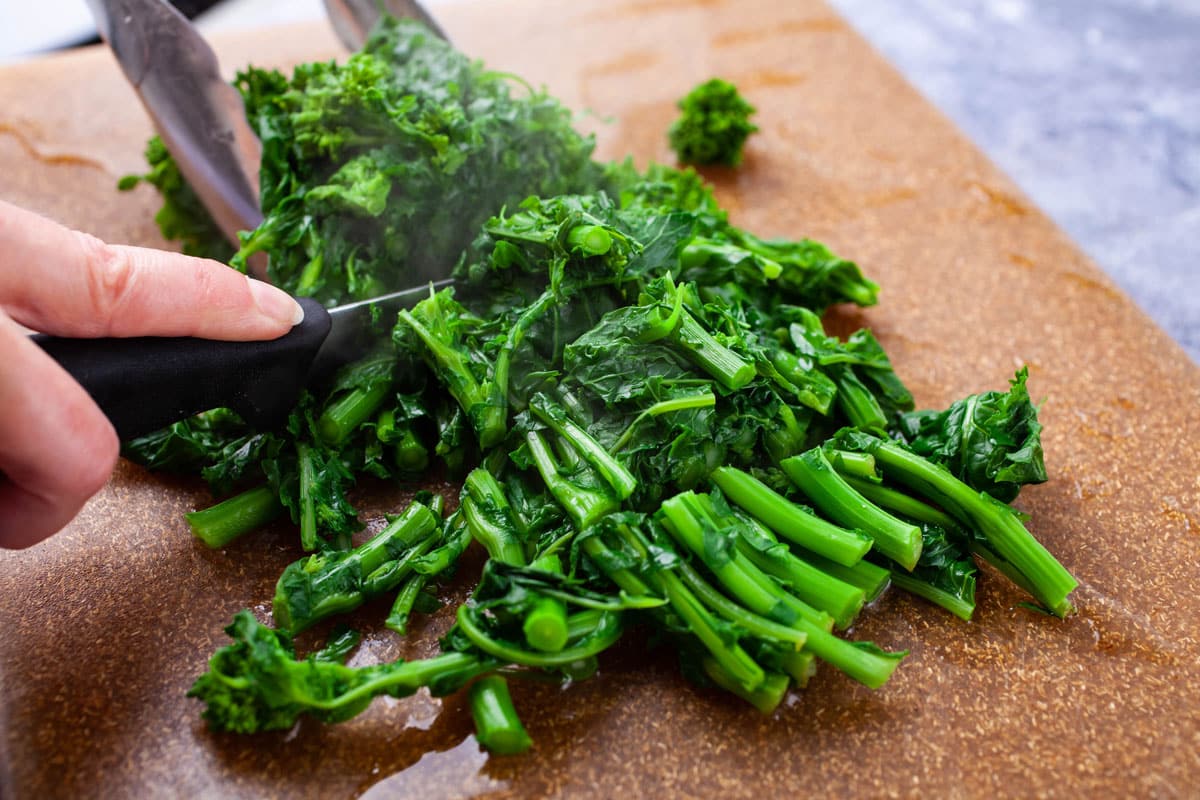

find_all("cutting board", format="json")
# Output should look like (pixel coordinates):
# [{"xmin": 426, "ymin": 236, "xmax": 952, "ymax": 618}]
[{"xmin": 2, "ymin": 1, "xmax": 1198, "ymax": 797}]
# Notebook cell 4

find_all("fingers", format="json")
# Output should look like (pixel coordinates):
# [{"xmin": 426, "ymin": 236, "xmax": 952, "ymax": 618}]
[
  {"xmin": 0, "ymin": 313, "xmax": 119, "ymax": 548},
  {"xmin": 0, "ymin": 199, "xmax": 302, "ymax": 341}
]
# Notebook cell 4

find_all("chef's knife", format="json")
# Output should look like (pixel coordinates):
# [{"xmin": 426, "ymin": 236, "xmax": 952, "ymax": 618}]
[
  {"xmin": 32, "ymin": 281, "xmax": 450, "ymax": 441},
  {"xmin": 85, "ymin": 0, "xmax": 265, "ymax": 271},
  {"xmin": 322, "ymin": 0, "xmax": 448, "ymax": 50}
]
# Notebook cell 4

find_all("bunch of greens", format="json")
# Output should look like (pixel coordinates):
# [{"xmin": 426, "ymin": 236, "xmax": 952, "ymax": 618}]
[
  {"xmin": 125, "ymin": 19, "xmax": 1075, "ymax": 752},
  {"xmin": 124, "ymin": 17, "xmax": 609, "ymax": 303},
  {"xmin": 668, "ymin": 78, "xmax": 759, "ymax": 167}
]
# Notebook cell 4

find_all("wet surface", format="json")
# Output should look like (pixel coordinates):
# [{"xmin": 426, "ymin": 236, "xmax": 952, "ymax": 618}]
[{"xmin": 1, "ymin": 1, "xmax": 1199, "ymax": 797}]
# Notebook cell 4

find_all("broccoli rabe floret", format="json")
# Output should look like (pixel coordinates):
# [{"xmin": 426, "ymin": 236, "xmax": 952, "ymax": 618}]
[{"xmin": 668, "ymin": 78, "xmax": 759, "ymax": 166}]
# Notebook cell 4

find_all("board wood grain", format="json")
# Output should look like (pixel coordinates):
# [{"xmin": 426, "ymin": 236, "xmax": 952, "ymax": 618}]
[{"xmin": 1, "ymin": 1, "xmax": 1197, "ymax": 797}]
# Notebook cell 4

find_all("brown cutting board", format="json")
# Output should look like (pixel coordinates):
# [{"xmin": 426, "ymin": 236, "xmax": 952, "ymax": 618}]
[{"xmin": 2, "ymin": 1, "xmax": 1198, "ymax": 797}]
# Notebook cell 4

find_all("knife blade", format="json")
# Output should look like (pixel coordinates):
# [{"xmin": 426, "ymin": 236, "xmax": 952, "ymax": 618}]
[
  {"xmin": 32, "ymin": 280, "xmax": 452, "ymax": 441},
  {"xmin": 86, "ymin": 0, "xmax": 265, "ymax": 265},
  {"xmin": 322, "ymin": 0, "xmax": 449, "ymax": 51}
]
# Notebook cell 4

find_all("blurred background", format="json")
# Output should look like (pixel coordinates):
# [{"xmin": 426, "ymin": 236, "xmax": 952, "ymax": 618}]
[{"xmin": 1, "ymin": 0, "xmax": 1196, "ymax": 362}]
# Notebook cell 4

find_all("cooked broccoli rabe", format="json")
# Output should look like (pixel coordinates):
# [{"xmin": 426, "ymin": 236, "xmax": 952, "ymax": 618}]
[
  {"xmin": 896, "ymin": 366, "xmax": 1047, "ymax": 503},
  {"xmin": 830, "ymin": 428, "xmax": 1076, "ymax": 616},
  {"xmin": 120, "ymin": 17, "xmax": 1075, "ymax": 752},
  {"xmin": 469, "ymin": 675, "xmax": 533, "ymax": 755},
  {"xmin": 272, "ymin": 501, "xmax": 440, "ymax": 633},
  {"xmin": 668, "ymin": 78, "xmax": 759, "ymax": 167},
  {"xmin": 189, "ymin": 610, "xmax": 493, "ymax": 733}
]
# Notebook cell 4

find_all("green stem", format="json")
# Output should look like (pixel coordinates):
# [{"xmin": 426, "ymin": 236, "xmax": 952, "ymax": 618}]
[
  {"xmin": 318, "ymin": 382, "xmax": 391, "ymax": 446},
  {"xmin": 799, "ymin": 551, "xmax": 891, "ymax": 602},
  {"xmin": 768, "ymin": 348, "xmax": 837, "ymax": 415},
  {"xmin": 522, "ymin": 553, "xmax": 570, "ymax": 653},
  {"xmin": 611, "ymin": 392, "xmax": 717, "ymax": 454},
  {"xmin": 272, "ymin": 503, "xmax": 438, "ymax": 633},
  {"xmin": 393, "ymin": 425, "xmax": 429, "ymax": 473},
  {"xmin": 357, "ymin": 502, "xmax": 439, "ymax": 576},
  {"xmin": 841, "ymin": 474, "xmax": 961, "ymax": 531},
  {"xmin": 361, "ymin": 536, "xmax": 439, "ymax": 595},
  {"xmin": 796, "ymin": 618, "xmax": 904, "ymax": 689},
  {"xmin": 673, "ymin": 310, "xmax": 755, "ymax": 390},
  {"xmin": 829, "ymin": 364, "xmax": 888, "ymax": 433},
  {"xmin": 469, "ymin": 675, "xmax": 533, "ymax": 755},
  {"xmin": 762, "ymin": 402, "xmax": 809, "ymax": 463},
  {"xmin": 456, "ymin": 607, "xmax": 622, "ymax": 668},
  {"xmin": 782, "ymin": 449, "xmax": 923, "ymax": 571},
  {"xmin": 185, "ymin": 485, "xmax": 283, "ymax": 548},
  {"xmin": 659, "ymin": 493, "xmax": 833, "ymax": 631},
  {"xmin": 305, "ymin": 652, "xmax": 489, "ymax": 711},
  {"xmin": 664, "ymin": 493, "xmax": 903, "ymax": 688},
  {"xmin": 780, "ymin": 650, "xmax": 816, "ymax": 688},
  {"xmin": 564, "ymin": 609, "xmax": 608, "ymax": 641},
  {"xmin": 524, "ymin": 431, "xmax": 618, "ymax": 529},
  {"xmin": 296, "ymin": 251, "xmax": 324, "ymax": 295},
  {"xmin": 483, "ymin": 291, "xmax": 559, "ymax": 449},
  {"xmin": 871, "ymin": 441, "xmax": 1077, "ymax": 616},
  {"xmin": 888, "ymin": 571, "xmax": 975, "ymax": 622},
  {"xmin": 586, "ymin": 527, "xmax": 765, "ymax": 691},
  {"xmin": 386, "ymin": 574, "xmax": 428, "ymax": 635},
  {"xmin": 827, "ymin": 450, "xmax": 877, "ymax": 480},
  {"xmin": 579, "ymin": 536, "xmax": 654, "ymax": 597},
  {"xmin": 734, "ymin": 532, "xmax": 865, "ymax": 630},
  {"xmin": 375, "ymin": 407, "xmax": 397, "ymax": 442},
  {"xmin": 702, "ymin": 658, "xmax": 789, "ymax": 714},
  {"xmin": 682, "ymin": 237, "xmax": 783, "ymax": 279},
  {"xmin": 427, "ymin": 493, "xmax": 446, "ymax": 519},
  {"xmin": 462, "ymin": 469, "xmax": 526, "ymax": 566},
  {"xmin": 657, "ymin": 568, "xmax": 766, "ymax": 690},
  {"xmin": 398, "ymin": 305, "xmax": 496, "ymax": 446},
  {"xmin": 566, "ymin": 223, "xmax": 613, "ymax": 256},
  {"xmin": 297, "ymin": 443, "xmax": 319, "ymax": 552},
  {"xmin": 412, "ymin": 510, "xmax": 473, "ymax": 577},
  {"xmin": 711, "ymin": 466, "xmax": 871, "ymax": 567},
  {"xmin": 675, "ymin": 559, "xmax": 807, "ymax": 648},
  {"xmin": 530, "ymin": 395, "xmax": 637, "ymax": 501}
]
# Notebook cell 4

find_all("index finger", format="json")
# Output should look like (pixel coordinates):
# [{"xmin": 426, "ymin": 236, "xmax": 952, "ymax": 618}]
[{"xmin": 0, "ymin": 199, "xmax": 303, "ymax": 340}]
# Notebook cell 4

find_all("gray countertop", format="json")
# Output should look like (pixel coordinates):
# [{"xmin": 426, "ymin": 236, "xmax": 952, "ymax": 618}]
[{"xmin": 827, "ymin": 0, "xmax": 1199, "ymax": 363}]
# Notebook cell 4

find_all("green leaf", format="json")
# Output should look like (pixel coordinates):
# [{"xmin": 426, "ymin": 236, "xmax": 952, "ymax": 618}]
[{"xmin": 897, "ymin": 367, "xmax": 1047, "ymax": 502}]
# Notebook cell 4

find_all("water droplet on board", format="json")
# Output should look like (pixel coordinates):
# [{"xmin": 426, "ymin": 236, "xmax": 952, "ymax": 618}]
[
  {"xmin": 359, "ymin": 736, "xmax": 508, "ymax": 800},
  {"xmin": 1070, "ymin": 582, "xmax": 1183, "ymax": 666}
]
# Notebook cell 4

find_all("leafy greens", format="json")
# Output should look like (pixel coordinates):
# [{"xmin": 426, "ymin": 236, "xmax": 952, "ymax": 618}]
[{"xmin": 124, "ymin": 18, "xmax": 1076, "ymax": 753}]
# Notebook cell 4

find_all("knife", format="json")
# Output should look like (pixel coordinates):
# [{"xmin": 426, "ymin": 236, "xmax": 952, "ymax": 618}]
[
  {"xmin": 60, "ymin": 2, "xmax": 454, "ymax": 441},
  {"xmin": 33, "ymin": 281, "xmax": 450, "ymax": 441},
  {"xmin": 86, "ymin": 0, "xmax": 265, "ymax": 269},
  {"xmin": 322, "ymin": 0, "xmax": 449, "ymax": 50}
]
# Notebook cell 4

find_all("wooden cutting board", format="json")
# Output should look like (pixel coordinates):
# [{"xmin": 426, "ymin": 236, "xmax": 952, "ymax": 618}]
[{"xmin": 2, "ymin": 1, "xmax": 1198, "ymax": 797}]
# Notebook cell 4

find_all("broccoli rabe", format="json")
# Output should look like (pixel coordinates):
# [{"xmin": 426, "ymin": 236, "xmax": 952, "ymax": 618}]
[
  {"xmin": 189, "ymin": 611, "xmax": 493, "ymax": 733},
  {"xmin": 118, "ymin": 16, "xmax": 1076, "ymax": 752},
  {"xmin": 668, "ymin": 78, "xmax": 759, "ymax": 167}
]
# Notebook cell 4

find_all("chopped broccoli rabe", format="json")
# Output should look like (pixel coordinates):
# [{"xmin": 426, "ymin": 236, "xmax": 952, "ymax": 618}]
[
  {"xmin": 120, "ymin": 16, "xmax": 1076, "ymax": 753},
  {"xmin": 668, "ymin": 78, "xmax": 759, "ymax": 166}
]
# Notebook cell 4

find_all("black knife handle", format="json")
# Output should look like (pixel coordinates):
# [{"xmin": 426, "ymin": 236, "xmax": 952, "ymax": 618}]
[{"xmin": 31, "ymin": 298, "xmax": 331, "ymax": 440}]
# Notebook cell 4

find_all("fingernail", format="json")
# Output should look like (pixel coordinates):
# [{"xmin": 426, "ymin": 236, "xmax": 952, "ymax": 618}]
[{"xmin": 248, "ymin": 279, "xmax": 305, "ymax": 326}]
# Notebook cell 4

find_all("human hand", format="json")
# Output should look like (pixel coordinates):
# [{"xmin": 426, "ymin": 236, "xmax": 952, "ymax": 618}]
[{"xmin": 0, "ymin": 199, "xmax": 302, "ymax": 549}]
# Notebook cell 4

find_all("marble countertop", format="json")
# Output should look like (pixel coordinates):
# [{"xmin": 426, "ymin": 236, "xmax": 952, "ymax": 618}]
[{"xmin": 3, "ymin": 0, "xmax": 1196, "ymax": 361}]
